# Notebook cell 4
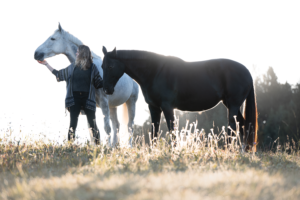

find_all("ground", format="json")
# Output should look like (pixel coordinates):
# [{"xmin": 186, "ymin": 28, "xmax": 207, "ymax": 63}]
[{"xmin": 0, "ymin": 128, "xmax": 300, "ymax": 200}]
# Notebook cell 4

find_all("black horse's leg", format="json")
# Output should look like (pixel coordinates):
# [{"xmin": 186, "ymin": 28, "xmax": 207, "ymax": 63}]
[
  {"xmin": 223, "ymin": 100, "xmax": 243, "ymax": 136},
  {"xmin": 148, "ymin": 105, "xmax": 162, "ymax": 139},
  {"xmin": 227, "ymin": 106, "xmax": 240, "ymax": 146},
  {"xmin": 161, "ymin": 105, "xmax": 176, "ymax": 145},
  {"xmin": 161, "ymin": 105, "xmax": 175, "ymax": 131},
  {"xmin": 237, "ymin": 111, "xmax": 245, "ymax": 144}
]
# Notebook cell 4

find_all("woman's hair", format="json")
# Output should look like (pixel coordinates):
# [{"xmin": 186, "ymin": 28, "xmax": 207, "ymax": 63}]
[{"xmin": 75, "ymin": 45, "xmax": 93, "ymax": 70}]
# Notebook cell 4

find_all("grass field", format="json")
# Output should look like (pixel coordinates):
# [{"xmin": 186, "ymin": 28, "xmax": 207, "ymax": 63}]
[{"xmin": 1, "ymin": 124, "xmax": 300, "ymax": 200}]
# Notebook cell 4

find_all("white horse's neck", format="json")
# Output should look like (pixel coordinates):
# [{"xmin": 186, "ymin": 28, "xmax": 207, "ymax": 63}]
[
  {"xmin": 64, "ymin": 52, "xmax": 76, "ymax": 63},
  {"xmin": 62, "ymin": 31, "xmax": 82, "ymax": 63},
  {"xmin": 63, "ymin": 31, "xmax": 101, "ymax": 63}
]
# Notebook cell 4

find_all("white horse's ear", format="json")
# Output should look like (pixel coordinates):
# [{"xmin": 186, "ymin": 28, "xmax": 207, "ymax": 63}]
[
  {"xmin": 112, "ymin": 47, "xmax": 117, "ymax": 56},
  {"xmin": 102, "ymin": 46, "xmax": 108, "ymax": 55},
  {"xmin": 58, "ymin": 23, "xmax": 63, "ymax": 32}
]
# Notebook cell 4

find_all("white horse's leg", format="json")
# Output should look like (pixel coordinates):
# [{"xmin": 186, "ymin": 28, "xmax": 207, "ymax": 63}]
[
  {"xmin": 109, "ymin": 107, "xmax": 120, "ymax": 147},
  {"xmin": 95, "ymin": 89, "xmax": 111, "ymax": 145},
  {"xmin": 125, "ymin": 82, "xmax": 139, "ymax": 147}
]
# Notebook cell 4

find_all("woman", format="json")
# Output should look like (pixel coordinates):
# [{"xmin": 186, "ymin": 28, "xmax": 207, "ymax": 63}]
[{"xmin": 38, "ymin": 45, "xmax": 103, "ymax": 145}]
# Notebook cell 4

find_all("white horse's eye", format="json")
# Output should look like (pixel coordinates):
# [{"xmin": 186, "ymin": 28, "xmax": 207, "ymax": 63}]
[{"xmin": 51, "ymin": 38, "xmax": 55, "ymax": 41}]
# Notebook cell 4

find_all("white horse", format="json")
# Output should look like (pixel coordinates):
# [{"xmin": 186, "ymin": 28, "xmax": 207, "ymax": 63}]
[{"xmin": 34, "ymin": 24, "xmax": 139, "ymax": 147}]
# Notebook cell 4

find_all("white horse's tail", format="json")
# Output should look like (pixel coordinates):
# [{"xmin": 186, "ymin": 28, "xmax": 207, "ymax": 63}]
[
  {"xmin": 119, "ymin": 103, "xmax": 131, "ymax": 147},
  {"xmin": 122, "ymin": 103, "xmax": 129, "ymax": 127}
]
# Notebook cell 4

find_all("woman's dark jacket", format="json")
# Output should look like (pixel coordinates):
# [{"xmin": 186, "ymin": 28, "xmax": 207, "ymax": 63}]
[{"xmin": 52, "ymin": 63, "xmax": 103, "ymax": 111}]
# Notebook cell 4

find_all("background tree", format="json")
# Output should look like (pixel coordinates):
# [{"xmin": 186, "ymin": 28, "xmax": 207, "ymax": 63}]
[{"xmin": 255, "ymin": 67, "xmax": 299, "ymax": 149}]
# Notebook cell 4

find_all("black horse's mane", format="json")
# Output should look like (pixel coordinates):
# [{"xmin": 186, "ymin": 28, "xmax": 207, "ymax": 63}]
[
  {"xmin": 114, "ymin": 50, "xmax": 184, "ymax": 62},
  {"xmin": 113, "ymin": 50, "xmax": 160, "ymax": 60}
]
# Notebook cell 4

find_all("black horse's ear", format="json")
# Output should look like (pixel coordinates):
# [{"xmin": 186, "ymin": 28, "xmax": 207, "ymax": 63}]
[
  {"xmin": 112, "ymin": 47, "xmax": 117, "ymax": 57},
  {"xmin": 102, "ymin": 46, "xmax": 108, "ymax": 55},
  {"xmin": 58, "ymin": 23, "xmax": 62, "ymax": 32}
]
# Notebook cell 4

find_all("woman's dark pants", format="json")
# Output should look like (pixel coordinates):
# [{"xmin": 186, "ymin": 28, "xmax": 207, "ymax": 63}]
[{"xmin": 68, "ymin": 92, "xmax": 100, "ymax": 145}]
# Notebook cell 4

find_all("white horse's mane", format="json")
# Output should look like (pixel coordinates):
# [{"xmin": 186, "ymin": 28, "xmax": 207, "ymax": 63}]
[{"xmin": 57, "ymin": 29, "xmax": 101, "ymax": 59}]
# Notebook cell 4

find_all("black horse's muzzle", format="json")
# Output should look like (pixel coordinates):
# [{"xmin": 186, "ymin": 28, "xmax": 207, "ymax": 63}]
[{"xmin": 34, "ymin": 51, "xmax": 44, "ymax": 61}]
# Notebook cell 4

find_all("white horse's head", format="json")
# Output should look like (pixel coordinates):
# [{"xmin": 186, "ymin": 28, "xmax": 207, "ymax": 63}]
[{"xmin": 34, "ymin": 23, "xmax": 79, "ymax": 62}]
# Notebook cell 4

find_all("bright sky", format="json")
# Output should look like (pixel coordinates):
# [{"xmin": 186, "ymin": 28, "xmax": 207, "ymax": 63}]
[{"xmin": 1, "ymin": 1, "xmax": 300, "ymax": 142}]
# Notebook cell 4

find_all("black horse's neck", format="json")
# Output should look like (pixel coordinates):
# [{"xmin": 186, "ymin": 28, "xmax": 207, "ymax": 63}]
[
  {"xmin": 123, "ymin": 60, "xmax": 148, "ymax": 85},
  {"xmin": 115, "ymin": 50, "xmax": 161, "ymax": 85}
]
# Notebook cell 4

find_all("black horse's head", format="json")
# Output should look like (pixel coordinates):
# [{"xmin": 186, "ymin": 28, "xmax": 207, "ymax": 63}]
[{"xmin": 102, "ymin": 46, "xmax": 125, "ymax": 95}]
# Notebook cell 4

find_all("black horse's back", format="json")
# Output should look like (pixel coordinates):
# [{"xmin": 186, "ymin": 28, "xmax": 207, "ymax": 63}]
[{"xmin": 155, "ymin": 58, "xmax": 252, "ymax": 112}]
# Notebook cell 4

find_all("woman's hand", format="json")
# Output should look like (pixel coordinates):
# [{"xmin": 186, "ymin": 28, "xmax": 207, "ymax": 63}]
[
  {"xmin": 39, "ymin": 60, "xmax": 55, "ymax": 73},
  {"xmin": 37, "ymin": 60, "xmax": 48, "ymax": 65}
]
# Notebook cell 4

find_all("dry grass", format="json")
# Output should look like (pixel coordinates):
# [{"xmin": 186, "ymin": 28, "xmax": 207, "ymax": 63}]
[{"xmin": 1, "ymin": 121, "xmax": 300, "ymax": 200}]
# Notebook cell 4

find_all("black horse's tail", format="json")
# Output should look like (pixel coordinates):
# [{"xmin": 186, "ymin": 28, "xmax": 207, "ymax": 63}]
[{"xmin": 243, "ymin": 85, "xmax": 258, "ymax": 152}]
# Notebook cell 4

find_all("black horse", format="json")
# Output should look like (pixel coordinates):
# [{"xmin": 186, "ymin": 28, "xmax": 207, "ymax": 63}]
[{"xmin": 101, "ymin": 47, "xmax": 258, "ymax": 150}]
